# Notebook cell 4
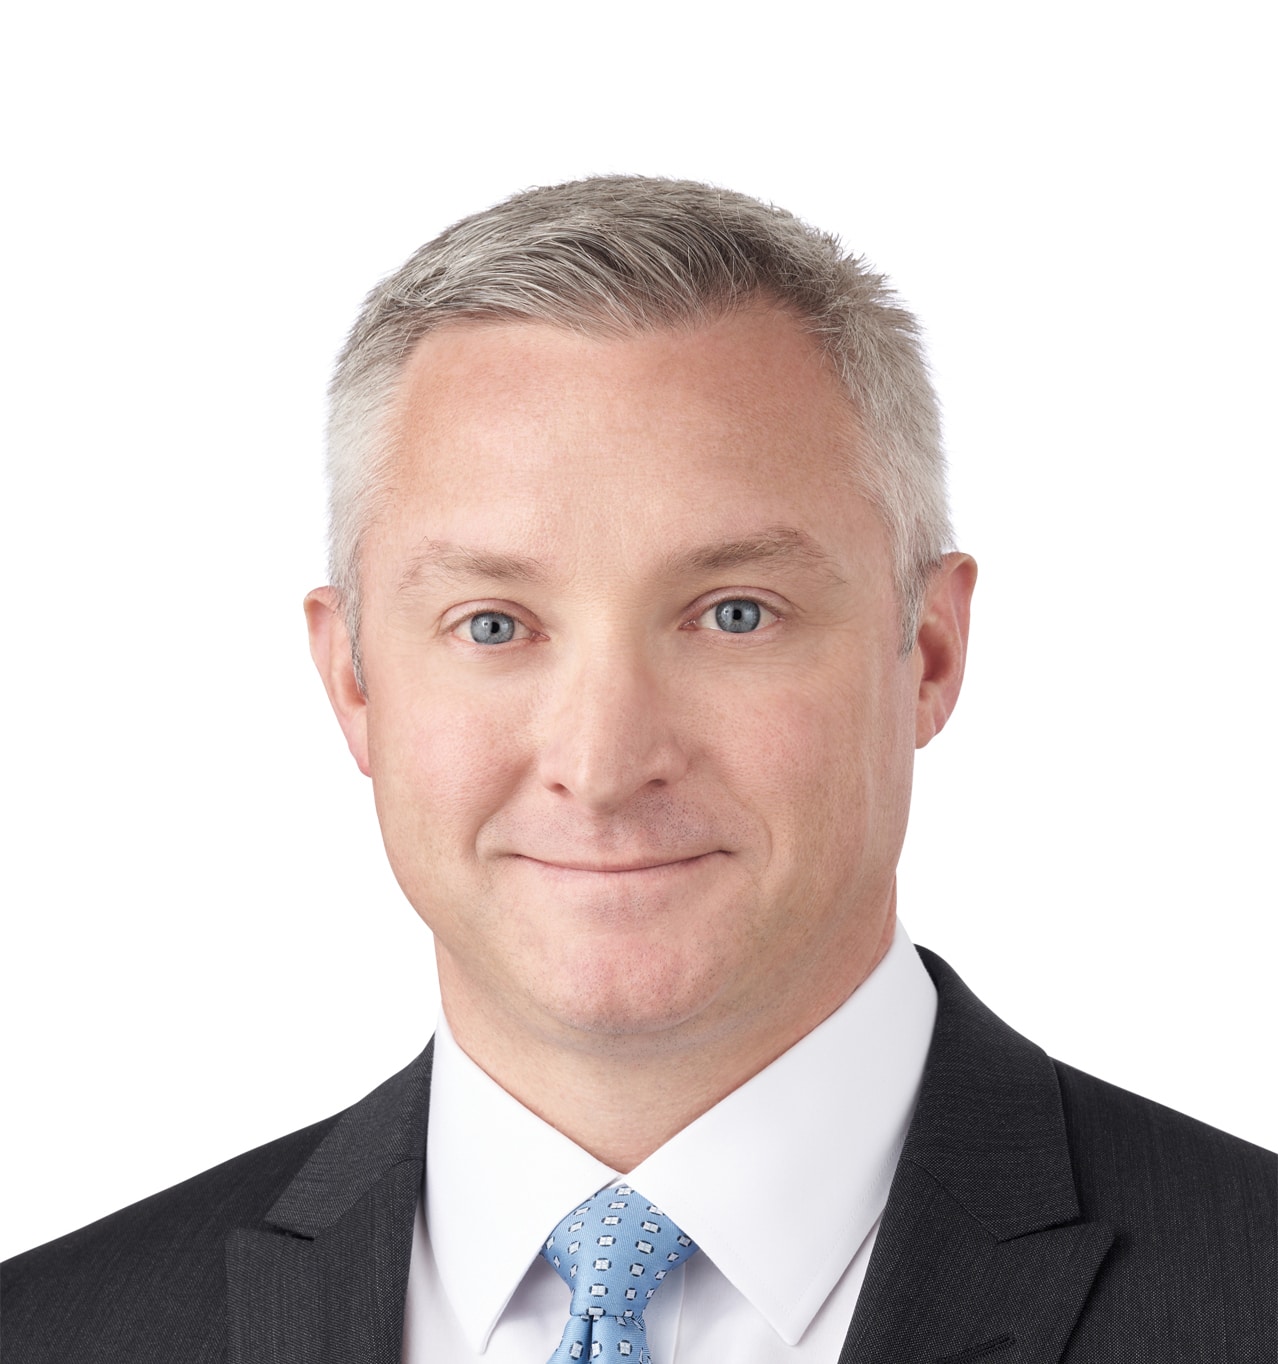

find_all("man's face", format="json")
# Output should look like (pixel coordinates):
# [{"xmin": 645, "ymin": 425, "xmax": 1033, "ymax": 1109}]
[{"xmin": 309, "ymin": 306, "xmax": 971, "ymax": 1063}]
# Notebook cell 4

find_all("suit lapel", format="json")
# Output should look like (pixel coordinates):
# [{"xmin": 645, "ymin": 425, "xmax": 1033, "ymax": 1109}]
[
  {"xmin": 225, "ymin": 1041, "xmax": 434, "ymax": 1364},
  {"xmin": 839, "ymin": 950, "xmax": 1114, "ymax": 1364}
]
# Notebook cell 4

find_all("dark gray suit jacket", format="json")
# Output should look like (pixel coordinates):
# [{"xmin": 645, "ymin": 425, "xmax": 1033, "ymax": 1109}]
[{"xmin": 4, "ymin": 949, "xmax": 1275, "ymax": 1362}]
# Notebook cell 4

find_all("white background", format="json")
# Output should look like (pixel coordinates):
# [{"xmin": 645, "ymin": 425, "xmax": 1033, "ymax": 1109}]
[{"xmin": 3, "ymin": 1, "xmax": 1273, "ymax": 1260}]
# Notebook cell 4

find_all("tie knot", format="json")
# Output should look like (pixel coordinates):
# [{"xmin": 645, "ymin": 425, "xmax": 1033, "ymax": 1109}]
[{"xmin": 540, "ymin": 1184, "xmax": 699, "ymax": 1325}]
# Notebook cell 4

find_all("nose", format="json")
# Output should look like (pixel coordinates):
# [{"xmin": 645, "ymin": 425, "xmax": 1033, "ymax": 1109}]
[{"xmin": 535, "ymin": 638, "xmax": 690, "ymax": 814}]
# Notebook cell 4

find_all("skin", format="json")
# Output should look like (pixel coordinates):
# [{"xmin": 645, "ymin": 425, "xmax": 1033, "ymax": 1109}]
[{"xmin": 306, "ymin": 304, "xmax": 976, "ymax": 1170}]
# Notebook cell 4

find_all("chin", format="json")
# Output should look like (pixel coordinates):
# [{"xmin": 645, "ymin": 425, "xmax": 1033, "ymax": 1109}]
[{"xmin": 533, "ymin": 945, "xmax": 731, "ymax": 1042}]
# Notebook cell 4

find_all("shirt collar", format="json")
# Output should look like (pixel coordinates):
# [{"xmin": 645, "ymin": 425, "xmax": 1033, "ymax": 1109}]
[
  {"xmin": 627, "ymin": 923, "xmax": 936, "ymax": 1342},
  {"xmin": 425, "ymin": 922, "xmax": 937, "ymax": 1350},
  {"xmin": 425, "ymin": 1018, "xmax": 621, "ymax": 1352}
]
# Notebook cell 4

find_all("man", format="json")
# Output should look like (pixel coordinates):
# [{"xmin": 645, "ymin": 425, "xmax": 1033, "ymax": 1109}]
[{"xmin": 4, "ymin": 176, "xmax": 1273, "ymax": 1362}]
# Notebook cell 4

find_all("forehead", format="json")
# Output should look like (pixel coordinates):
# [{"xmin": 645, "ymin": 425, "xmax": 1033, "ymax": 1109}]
[
  {"xmin": 392, "ymin": 304, "xmax": 852, "ymax": 445},
  {"xmin": 372, "ymin": 307, "xmax": 875, "ymax": 579}
]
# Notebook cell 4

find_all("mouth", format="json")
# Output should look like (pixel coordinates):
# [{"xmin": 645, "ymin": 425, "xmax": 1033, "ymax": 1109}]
[{"xmin": 515, "ymin": 852, "xmax": 721, "ymax": 876}]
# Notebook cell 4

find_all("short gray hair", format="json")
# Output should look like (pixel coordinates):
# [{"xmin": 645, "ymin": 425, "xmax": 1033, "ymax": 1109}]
[{"xmin": 326, "ymin": 175, "xmax": 952, "ymax": 657}]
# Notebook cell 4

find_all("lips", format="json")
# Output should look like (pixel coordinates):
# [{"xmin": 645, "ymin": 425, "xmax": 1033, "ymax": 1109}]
[{"xmin": 516, "ymin": 852, "xmax": 719, "ymax": 874}]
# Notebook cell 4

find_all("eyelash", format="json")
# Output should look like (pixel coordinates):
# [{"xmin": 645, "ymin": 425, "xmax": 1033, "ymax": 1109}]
[{"xmin": 448, "ymin": 595, "xmax": 782, "ymax": 646}]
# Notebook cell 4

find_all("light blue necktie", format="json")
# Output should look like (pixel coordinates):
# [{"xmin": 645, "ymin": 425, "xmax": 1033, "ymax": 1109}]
[{"xmin": 540, "ymin": 1183, "xmax": 700, "ymax": 1363}]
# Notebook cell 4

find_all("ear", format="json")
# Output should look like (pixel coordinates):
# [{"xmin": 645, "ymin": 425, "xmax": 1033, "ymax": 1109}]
[
  {"xmin": 914, "ymin": 553, "xmax": 977, "ymax": 749},
  {"xmin": 304, "ymin": 586, "xmax": 371, "ymax": 776}
]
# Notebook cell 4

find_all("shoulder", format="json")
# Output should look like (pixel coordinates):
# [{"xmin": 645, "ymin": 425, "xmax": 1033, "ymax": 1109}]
[
  {"xmin": 1, "ymin": 1115, "xmax": 338, "ymax": 1364},
  {"xmin": 1054, "ymin": 1056, "xmax": 1276, "ymax": 1252},
  {"xmin": 1053, "ymin": 1059, "xmax": 1276, "ymax": 1355},
  {"xmin": 1055, "ymin": 1057, "xmax": 1275, "ymax": 1198},
  {"xmin": 913, "ymin": 946, "xmax": 1276, "ymax": 1358}
]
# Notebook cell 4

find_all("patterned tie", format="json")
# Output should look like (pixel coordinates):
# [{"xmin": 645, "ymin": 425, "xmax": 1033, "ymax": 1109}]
[{"xmin": 540, "ymin": 1183, "xmax": 699, "ymax": 1363}]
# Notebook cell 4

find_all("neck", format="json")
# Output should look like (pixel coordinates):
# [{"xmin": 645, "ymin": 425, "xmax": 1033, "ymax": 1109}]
[{"xmin": 438, "ymin": 907, "xmax": 896, "ymax": 1172}]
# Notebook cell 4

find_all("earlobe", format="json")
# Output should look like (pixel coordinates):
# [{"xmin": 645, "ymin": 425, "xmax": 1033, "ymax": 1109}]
[
  {"xmin": 304, "ymin": 586, "xmax": 372, "ymax": 776},
  {"xmin": 914, "ymin": 553, "xmax": 977, "ymax": 749}
]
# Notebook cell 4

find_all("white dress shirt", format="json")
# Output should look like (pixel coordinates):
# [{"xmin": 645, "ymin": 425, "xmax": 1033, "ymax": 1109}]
[{"xmin": 401, "ymin": 923, "xmax": 937, "ymax": 1362}]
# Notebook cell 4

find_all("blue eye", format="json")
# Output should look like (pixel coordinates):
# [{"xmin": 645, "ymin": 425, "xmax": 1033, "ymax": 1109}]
[
  {"xmin": 713, "ymin": 600, "xmax": 763, "ymax": 633},
  {"xmin": 468, "ymin": 612, "xmax": 518, "ymax": 644}
]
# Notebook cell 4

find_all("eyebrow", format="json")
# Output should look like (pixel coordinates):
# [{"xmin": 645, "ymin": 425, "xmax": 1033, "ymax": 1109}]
[
  {"xmin": 397, "ymin": 541, "xmax": 553, "ymax": 594},
  {"xmin": 396, "ymin": 524, "xmax": 843, "ymax": 594},
  {"xmin": 660, "ymin": 525, "xmax": 844, "ymax": 582}
]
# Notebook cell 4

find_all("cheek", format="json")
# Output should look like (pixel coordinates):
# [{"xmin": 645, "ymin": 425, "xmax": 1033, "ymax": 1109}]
[
  {"xmin": 730, "ymin": 667, "xmax": 913, "ymax": 867},
  {"xmin": 365, "ymin": 687, "xmax": 528, "ymax": 874}
]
